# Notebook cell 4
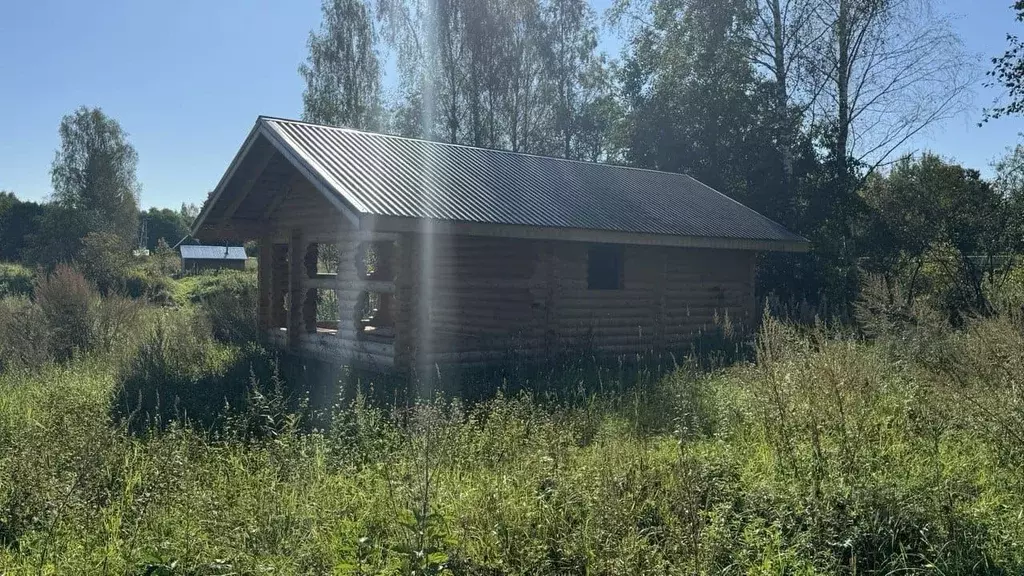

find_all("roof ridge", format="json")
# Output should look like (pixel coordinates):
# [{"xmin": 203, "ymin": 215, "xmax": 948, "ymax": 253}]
[{"xmin": 257, "ymin": 115, "xmax": 706, "ymax": 180}]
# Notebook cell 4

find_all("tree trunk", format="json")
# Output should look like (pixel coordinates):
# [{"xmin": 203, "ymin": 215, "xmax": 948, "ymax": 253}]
[
  {"xmin": 770, "ymin": 0, "xmax": 792, "ymax": 174},
  {"xmin": 836, "ymin": 0, "xmax": 851, "ymax": 193}
]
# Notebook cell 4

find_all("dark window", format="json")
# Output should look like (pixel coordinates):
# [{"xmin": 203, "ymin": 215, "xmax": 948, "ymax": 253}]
[{"xmin": 587, "ymin": 244, "xmax": 624, "ymax": 290}]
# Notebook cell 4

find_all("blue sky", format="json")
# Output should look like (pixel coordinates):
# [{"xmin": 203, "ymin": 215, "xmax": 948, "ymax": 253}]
[{"xmin": 1, "ymin": 0, "xmax": 1022, "ymax": 209}]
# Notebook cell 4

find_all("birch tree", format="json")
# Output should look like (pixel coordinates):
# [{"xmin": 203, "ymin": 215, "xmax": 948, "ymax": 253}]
[{"xmin": 300, "ymin": 0, "xmax": 383, "ymax": 130}]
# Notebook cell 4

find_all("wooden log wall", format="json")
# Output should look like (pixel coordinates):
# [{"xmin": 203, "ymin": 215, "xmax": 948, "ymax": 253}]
[
  {"xmin": 402, "ymin": 235, "xmax": 549, "ymax": 369},
  {"xmin": 402, "ymin": 235, "xmax": 756, "ymax": 366}
]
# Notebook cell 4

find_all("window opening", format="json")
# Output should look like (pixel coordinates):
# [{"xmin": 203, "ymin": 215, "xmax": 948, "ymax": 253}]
[
  {"xmin": 587, "ymin": 244, "xmax": 624, "ymax": 290},
  {"xmin": 356, "ymin": 291, "xmax": 395, "ymax": 342},
  {"xmin": 306, "ymin": 288, "xmax": 339, "ymax": 334},
  {"xmin": 305, "ymin": 242, "xmax": 340, "ymax": 278},
  {"xmin": 356, "ymin": 241, "xmax": 395, "ymax": 280}
]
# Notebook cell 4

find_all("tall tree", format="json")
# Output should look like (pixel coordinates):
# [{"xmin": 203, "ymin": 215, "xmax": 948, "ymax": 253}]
[
  {"xmin": 374, "ymin": 0, "xmax": 611, "ymax": 158},
  {"xmin": 50, "ymin": 106, "xmax": 140, "ymax": 250},
  {"xmin": 808, "ymin": 0, "xmax": 971, "ymax": 183},
  {"xmin": 142, "ymin": 207, "xmax": 191, "ymax": 250},
  {"xmin": 749, "ymin": 0, "xmax": 822, "ymax": 174},
  {"xmin": 501, "ymin": 0, "xmax": 546, "ymax": 153},
  {"xmin": 985, "ymin": 0, "xmax": 1024, "ymax": 121},
  {"xmin": 376, "ymin": 0, "xmax": 466, "ymax": 141},
  {"xmin": 542, "ymin": 0, "xmax": 599, "ymax": 158},
  {"xmin": 180, "ymin": 202, "xmax": 200, "ymax": 227},
  {"xmin": 861, "ymin": 153, "xmax": 1023, "ymax": 317},
  {"xmin": 750, "ymin": 0, "xmax": 820, "ymax": 111},
  {"xmin": 617, "ymin": 0, "xmax": 759, "ymax": 186},
  {"xmin": 300, "ymin": 0, "xmax": 383, "ymax": 129}
]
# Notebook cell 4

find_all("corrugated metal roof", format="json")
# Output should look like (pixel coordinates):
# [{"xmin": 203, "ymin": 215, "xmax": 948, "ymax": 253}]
[
  {"xmin": 180, "ymin": 245, "xmax": 248, "ymax": 260},
  {"xmin": 250, "ymin": 117, "xmax": 806, "ymax": 246}
]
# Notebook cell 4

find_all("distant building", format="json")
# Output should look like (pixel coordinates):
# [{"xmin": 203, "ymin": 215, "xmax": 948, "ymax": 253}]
[{"xmin": 179, "ymin": 244, "xmax": 247, "ymax": 273}]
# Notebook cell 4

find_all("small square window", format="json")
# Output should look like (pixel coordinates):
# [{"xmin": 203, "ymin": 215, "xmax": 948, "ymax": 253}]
[{"xmin": 587, "ymin": 244, "xmax": 624, "ymax": 290}]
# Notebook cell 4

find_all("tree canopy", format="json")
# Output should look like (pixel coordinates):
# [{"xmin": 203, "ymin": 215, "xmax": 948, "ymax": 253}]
[
  {"xmin": 300, "ymin": 0, "xmax": 383, "ymax": 129},
  {"xmin": 50, "ymin": 106, "xmax": 141, "ymax": 251}
]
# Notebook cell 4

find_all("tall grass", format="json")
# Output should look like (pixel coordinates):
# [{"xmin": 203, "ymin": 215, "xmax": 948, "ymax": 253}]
[{"xmin": 2, "ymin": 308, "xmax": 1024, "ymax": 574}]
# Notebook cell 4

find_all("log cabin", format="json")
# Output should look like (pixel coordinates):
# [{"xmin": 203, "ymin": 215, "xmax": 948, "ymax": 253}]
[{"xmin": 193, "ymin": 116, "xmax": 808, "ymax": 374}]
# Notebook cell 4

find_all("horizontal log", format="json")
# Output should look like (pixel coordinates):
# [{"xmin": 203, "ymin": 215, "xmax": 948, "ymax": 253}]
[
  {"xmin": 342, "ymin": 280, "xmax": 395, "ymax": 293},
  {"xmin": 425, "ymin": 350, "xmax": 545, "ymax": 364},
  {"xmin": 343, "ymin": 352, "xmax": 395, "ymax": 369},
  {"xmin": 339, "ymin": 340, "xmax": 395, "ymax": 357},
  {"xmin": 557, "ymin": 331, "xmax": 657, "ymax": 342},
  {"xmin": 422, "ymin": 328, "xmax": 545, "ymax": 340}
]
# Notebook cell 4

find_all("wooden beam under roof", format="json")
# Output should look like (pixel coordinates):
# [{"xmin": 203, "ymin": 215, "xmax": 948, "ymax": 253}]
[{"xmin": 220, "ymin": 142, "xmax": 278, "ymax": 222}]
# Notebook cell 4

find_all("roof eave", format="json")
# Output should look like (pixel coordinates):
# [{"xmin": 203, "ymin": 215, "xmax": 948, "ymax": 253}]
[
  {"xmin": 191, "ymin": 122, "xmax": 263, "ymax": 237},
  {"xmin": 192, "ymin": 118, "xmax": 364, "ymax": 241},
  {"xmin": 361, "ymin": 214, "xmax": 810, "ymax": 252}
]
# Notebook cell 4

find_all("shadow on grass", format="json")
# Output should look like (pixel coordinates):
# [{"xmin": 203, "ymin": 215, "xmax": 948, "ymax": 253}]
[{"xmin": 112, "ymin": 316, "xmax": 751, "ymax": 439}]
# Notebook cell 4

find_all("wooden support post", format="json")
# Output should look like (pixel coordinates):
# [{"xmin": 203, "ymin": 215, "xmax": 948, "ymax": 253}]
[
  {"xmin": 270, "ymin": 243, "xmax": 289, "ymax": 329},
  {"xmin": 257, "ymin": 236, "xmax": 272, "ymax": 331},
  {"xmin": 287, "ymin": 229, "xmax": 304, "ymax": 348}
]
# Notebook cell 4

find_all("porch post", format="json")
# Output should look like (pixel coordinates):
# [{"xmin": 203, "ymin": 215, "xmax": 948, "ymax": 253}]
[
  {"xmin": 257, "ymin": 236, "xmax": 272, "ymax": 332},
  {"xmin": 287, "ymin": 229, "xmax": 304, "ymax": 349}
]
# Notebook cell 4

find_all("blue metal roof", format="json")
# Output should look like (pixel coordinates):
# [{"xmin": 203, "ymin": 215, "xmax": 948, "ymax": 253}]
[{"xmin": 180, "ymin": 245, "xmax": 247, "ymax": 260}]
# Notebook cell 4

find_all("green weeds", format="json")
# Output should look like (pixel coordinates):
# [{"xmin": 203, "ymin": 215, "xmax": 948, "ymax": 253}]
[{"xmin": 1, "ymin": 309, "xmax": 1024, "ymax": 574}]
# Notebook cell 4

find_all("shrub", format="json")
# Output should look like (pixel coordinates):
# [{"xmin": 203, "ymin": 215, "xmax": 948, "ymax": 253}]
[
  {"xmin": 114, "ymin": 308, "xmax": 275, "ymax": 430},
  {"xmin": 0, "ymin": 262, "xmax": 33, "ymax": 297},
  {"xmin": 123, "ymin": 267, "xmax": 175, "ymax": 303},
  {"xmin": 177, "ymin": 270, "xmax": 258, "ymax": 343},
  {"xmin": 0, "ymin": 296, "xmax": 51, "ymax": 372},
  {"xmin": 78, "ymin": 231, "xmax": 133, "ymax": 295},
  {"xmin": 33, "ymin": 264, "xmax": 99, "ymax": 361},
  {"xmin": 152, "ymin": 237, "xmax": 181, "ymax": 276},
  {"xmin": 93, "ymin": 293, "xmax": 145, "ymax": 355},
  {"xmin": 0, "ymin": 266, "xmax": 143, "ymax": 374}
]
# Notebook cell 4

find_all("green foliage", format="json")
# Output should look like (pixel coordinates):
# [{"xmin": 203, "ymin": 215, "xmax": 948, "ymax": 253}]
[
  {"xmin": 173, "ymin": 269, "xmax": 259, "ymax": 342},
  {"xmin": 50, "ymin": 106, "xmax": 140, "ymax": 248},
  {"xmin": 300, "ymin": 0, "xmax": 382, "ymax": 130},
  {"xmin": 22, "ymin": 203, "xmax": 87, "ymax": 266},
  {"xmin": 0, "ymin": 265, "xmax": 144, "ymax": 373},
  {"xmin": 0, "ymin": 262, "xmax": 33, "ymax": 297},
  {"xmin": 78, "ymin": 231, "xmax": 133, "ymax": 295},
  {"xmin": 142, "ymin": 207, "xmax": 191, "ymax": 251},
  {"xmin": 985, "ymin": 0, "xmax": 1024, "ymax": 121},
  {"xmin": 0, "ymin": 296, "xmax": 51, "ymax": 373},
  {"xmin": 114, "ymin": 308, "xmax": 274, "ymax": 431},
  {"xmin": 0, "ymin": 192, "xmax": 45, "ymax": 262},
  {"xmin": 122, "ymin": 267, "xmax": 175, "ymax": 303},
  {"xmin": 860, "ymin": 153, "xmax": 1024, "ymax": 321}
]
